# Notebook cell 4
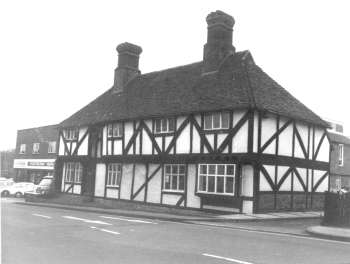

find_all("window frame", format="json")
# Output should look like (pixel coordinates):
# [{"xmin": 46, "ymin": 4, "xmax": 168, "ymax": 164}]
[
  {"xmin": 163, "ymin": 164, "xmax": 186, "ymax": 192},
  {"xmin": 32, "ymin": 143, "xmax": 40, "ymax": 154},
  {"xmin": 64, "ymin": 162, "xmax": 83, "ymax": 183},
  {"xmin": 106, "ymin": 163, "xmax": 122, "ymax": 187},
  {"xmin": 107, "ymin": 123, "xmax": 123, "ymax": 139},
  {"xmin": 154, "ymin": 118, "xmax": 176, "ymax": 134},
  {"xmin": 197, "ymin": 164, "xmax": 236, "ymax": 195},
  {"xmin": 19, "ymin": 144, "xmax": 26, "ymax": 154},
  {"xmin": 64, "ymin": 129, "xmax": 79, "ymax": 141},
  {"xmin": 338, "ymin": 144, "xmax": 344, "ymax": 166},
  {"xmin": 203, "ymin": 112, "xmax": 230, "ymax": 131},
  {"xmin": 48, "ymin": 141, "xmax": 56, "ymax": 153}
]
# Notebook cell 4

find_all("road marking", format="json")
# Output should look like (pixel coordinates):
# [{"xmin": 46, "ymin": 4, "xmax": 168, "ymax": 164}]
[
  {"xmin": 62, "ymin": 216, "xmax": 112, "ymax": 225},
  {"xmin": 99, "ymin": 215, "xmax": 157, "ymax": 224},
  {"xmin": 90, "ymin": 226, "xmax": 120, "ymax": 235},
  {"xmin": 203, "ymin": 253, "xmax": 254, "ymax": 264},
  {"xmin": 32, "ymin": 214, "xmax": 51, "ymax": 219},
  {"xmin": 100, "ymin": 228, "xmax": 120, "ymax": 235}
]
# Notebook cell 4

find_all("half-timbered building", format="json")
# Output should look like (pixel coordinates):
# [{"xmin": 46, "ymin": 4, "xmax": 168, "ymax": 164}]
[{"xmin": 55, "ymin": 11, "xmax": 330, "ymax": 213}]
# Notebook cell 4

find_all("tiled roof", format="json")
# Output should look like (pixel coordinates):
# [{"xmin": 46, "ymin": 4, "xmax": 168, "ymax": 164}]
[
  {"xmin": 60, "ymin": 51, "xmax": 328, "ymax": 128},
  {"xmin": 328, "ymin": 132, "xmax": 350, "ymax": 145}
]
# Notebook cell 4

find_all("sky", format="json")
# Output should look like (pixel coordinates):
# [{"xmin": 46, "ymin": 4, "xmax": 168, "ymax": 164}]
[{"xmin": 1, "ymin": 0, "xmax": 350, "ymax": 151}]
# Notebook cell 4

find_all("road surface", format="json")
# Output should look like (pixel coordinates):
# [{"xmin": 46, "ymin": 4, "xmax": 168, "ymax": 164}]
[{"xmin": 2, "ymin": 198, "xmax": 350, "ymax": 264}]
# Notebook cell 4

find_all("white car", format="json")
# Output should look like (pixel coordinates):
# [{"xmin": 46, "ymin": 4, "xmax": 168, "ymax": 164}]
[{"xmin": 1, "ymin": 182, "xmax": 36, "ymax": 198}]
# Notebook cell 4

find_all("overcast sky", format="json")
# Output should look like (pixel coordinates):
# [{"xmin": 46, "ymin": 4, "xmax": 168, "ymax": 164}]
[{"xmin": 1, "ymin": 0, "xmax": 349, "ymax": 151}]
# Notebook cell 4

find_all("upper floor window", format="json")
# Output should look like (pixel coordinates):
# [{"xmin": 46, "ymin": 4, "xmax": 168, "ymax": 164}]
[
  {"xmin": 64, "ymin": 162, "xmax": 83, "ymax": 183},
  {"xmin": 19, "ymin": 144, "xmax": 26, "ymax": 154},
  {"xmin": 107, "ymin": 163, "xmax": 122, "ymax": 187},
  {"xmin": 107, "ymin": 123, "xmax": 123, "ymax": 138},
  {"xmin": 204, "ymin": 112, "xmax": 229, "ymax": 130},
  {"xmin": 48, "ymin": 141, "xmax": 56, "ymax": 153},
  {"xmin": 32, "ymin": 143, "xmax": 40, "ymax": 154},
  {"xmin": 64, "ymin": 129, "xmax": 79, "ymax": 140},
  {"xmin": 198, "ymin": 164, "xmax": 235, "ymax": 195},
  {"xmin": 163, "ymin": 164, "xmax": 186, "ymax": 192},
  {"xmin": 154, "ymin": 118, "xmax": 175, "ymax": 134},
  {"xmin": 338, "ymin": 144, "xmax": 344, "ymax": 166}
]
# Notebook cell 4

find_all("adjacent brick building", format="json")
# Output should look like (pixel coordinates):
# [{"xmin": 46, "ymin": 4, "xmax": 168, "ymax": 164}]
[
  {"xmin": 13, "ymin": 125, "xmax": 58, "ymax": 184},
  {"xmin": 327, "ymin": 122, "xmax": 350, "ymax": 191}
]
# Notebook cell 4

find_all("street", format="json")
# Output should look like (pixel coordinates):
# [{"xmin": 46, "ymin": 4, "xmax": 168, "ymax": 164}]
[{"xmin": 2, "ymin": 198, "xmax": 350, "ymax": 264}]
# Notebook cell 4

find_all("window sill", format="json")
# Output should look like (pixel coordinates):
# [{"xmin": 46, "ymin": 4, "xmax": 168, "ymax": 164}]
[
  {"xmin": 162, "ymin": 190, "xmax": 184, "ymax": 195},
  {"xmin": 106, "ymin": 185, "xmax": 120, "ymax": 189},
  {"xmin": 107, "ymin": 137, "xmax": 123, "ymax": 140},
  {"xmin": 196, "ymin": 192, "xmax": 235, "ymax": 197},
  {"xmin": 154, "ymin": 132, "xmax": 175, "ymax": 137},
  {"xmin": 203, "ymin": 128, "xmax": 230, "ymax": 134}
]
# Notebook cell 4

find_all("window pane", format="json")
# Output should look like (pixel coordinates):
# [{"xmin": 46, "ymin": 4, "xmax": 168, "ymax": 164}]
[
  {"xmin": 217, "ymin": 165, "xmax": 225, "ymax": 175},
  {"xmin": 108, "ymin": 125, "xmax": 113, "ymax": 137},
  {"xmin": 200, "ymin": 165, "xmax": 207, "ymax": 174},
  {"xmin": 217, "ymin": 176, "xmax": 224, "ymax": 193},
  {"xmin": 226, "ymin": 177, "xmax": 234, "ymax": 193},
  {"xmin": 199, "ymin": 176, "xmax": 206, "ymax": 191},
  {"xmin": 162, "ymin": 119, "xmax": 167, "ymax": 132},
  {"xmin": 113, "ymin": 124, "xmax": 119, "ymax": 137},
  {"xmin": 118, "ymin": 124, "xmax": 123, "ymax": 136},
  {"xmin": 208, "ymin": 165, "xmax": 216, "ymax": 174},
  {"xmin": 226, "ymin": 165, "xmax": 235, "ymax": 175},
  {"xmin": 179, "ymin": 175, "xmax": 185, "ymax": 190},
  {"xmin": 172, "ymin": 175, "xmax": 178, "ymax": 190},
  {"xmin": 204, "ymin": 114, "xmax": 212, "ymax": 129},
  {"xmin": 179, "ymin": 165, "xmax": 185, "ymax": 174},
  {"xmin": 213, "ymin": 113, "xmax": 221, "ymax": 128},
  {"xmin": 164, "ymin": 175, "xmax": 170, "ymax": 189},
  {"xmin": 155, "ymin": 119, "xmax": 161, "ymax": 133},
  {"xmin": 165, "ymin": 165, "xmax": 171, "ymax": 174},
  {"xmin": 172, "ymin": 165, "xmax": 178, "ymax": 174},
  {"xmin": 208, "ymin": 176, "xmax": 215, "ymax": 192},
  {"xmin": 222, "ymin": 112, "xmax": 229, "ymax": 128},
  {"xmin": 168, "ymin": 118, "xmax": 175, "ymax": 132}
]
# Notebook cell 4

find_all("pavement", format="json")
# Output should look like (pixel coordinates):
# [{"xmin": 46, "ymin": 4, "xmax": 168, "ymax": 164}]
[
  {"xmin": 307, "ymin": 225, "xmax": 350, "ymax": 242},
  {"xmin": 3, "ymin": 197, "xmax": 350, "ymax": 264}
]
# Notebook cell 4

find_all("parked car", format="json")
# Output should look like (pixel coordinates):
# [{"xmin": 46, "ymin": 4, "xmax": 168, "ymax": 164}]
[
  {"xmin": 1, "ymin": 182, "xmax": 36, "ymax": 197},
  {"xmin": 35, "ymin": 176, "xmax": 55, "ymax": 196},
  {"xmin": 0, "ymin": 178, "xmax": 14, "ymax": 194}
]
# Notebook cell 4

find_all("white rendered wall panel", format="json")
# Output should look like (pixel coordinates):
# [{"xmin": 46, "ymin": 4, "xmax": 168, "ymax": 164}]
[
  {"xmin": 120, "ymin": 164, "xmax": 133, "ymax": 200},
  {"xmin": 186, "ymin": 164, "xmax": 200, "ymax": 208},
  {"xmin": 232, "ymin": 122, "xmax": 248, "ymax": 153},
  {"xmin": 165, "ymin": 136, "xmax": 173, "ymax": 153},
  {"xmin": 124, "ymin": 122, "xmax": 134, "ymax": 145},
  {"xmin": 217, "ymin": 133, "xmax": 227, "ymax": 150},
  {"xmin": 133, "ymin": 164, "xmax": 146, "ymax": 201},
  {"xmin": 142, "ymin": 130, "xmax": 153, "ymax": 155},
  {"xmin": 313, "ymin": 170, "xmax": 328, "ymax": 192},
  {"xmin": 259, "ymin": 172, "xmax": 272, "ymax": 191},
  {"xmin": 113, "ymin": 140, "xmax": 123, "ymax": 155},
  {"xmin": 73, "ymin": 184, "xmax": 81, "ymax": 194},
  {"xmin": 106, "ymin": 188, "xmax": 118, "ymax": 199},
  {"xmin": 162, "ymin": 194, "xmax": 182, "ymax": 206},
  {"xmin": 278, "ymin": 123, "xmax": 293, "ymax": 157},
  {"xmin": 177, "ymin": 116, "xmax": 186, "ymax": 129},
  {"xmin": 102, "ymin": 126, "xmax": 107, "ymax": 156},
  {"xmin": 146, "ymin": 164, "xmax": 161, "ymax": 204},
  {"xmin": 155, "ymin": 137, "xmax": 162, "ymax": 153},
  {"xmin": 233, "ymin": 110, "xmax": 246, "ymax": 127},
  {"xmin": 277, "ymin": 166, "xmax": 291, "ymax": 191},
  {"xmin": 241, "ymin": 165, "xmax": 254, "ymax": 197},
  {"xmin": 95, "ymin": 163, "xmax": 106, "ymax": 197},
  {"xmin": 192, "ymin": 128, "xmax": 201, "ymax": 153},
  {"xmin": 253, "ymin": 111, "xmax": 259, "ymax": 153},
  {"xmin": 59, "ymin": 136, "xmax": 65, "ymax": 156},
  {"xmin": 177, "ymin": 124, "xmax": 190, "ymax": 153}
]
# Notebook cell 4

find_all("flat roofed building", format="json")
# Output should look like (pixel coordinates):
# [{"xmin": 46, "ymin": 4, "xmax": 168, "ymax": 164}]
[{"xmin": 14, "ymin": 125, "xmax": 58, "ymax": 184}]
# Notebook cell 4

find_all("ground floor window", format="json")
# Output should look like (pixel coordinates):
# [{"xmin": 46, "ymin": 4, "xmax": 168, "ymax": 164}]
[
  {"xmin": 163, "ymin": 164, "xmax": 186, "ymax": 191},
  {"xmin": 107, "ymin": 163, "xmax": 122, "ymax": 187},
  {"xmin": 198, "ymin": 164, "xmax": 235, "ymax": 194},
  {"xmin": 64, "ymin": 162, "xmax": 83, "ymax": 183}
]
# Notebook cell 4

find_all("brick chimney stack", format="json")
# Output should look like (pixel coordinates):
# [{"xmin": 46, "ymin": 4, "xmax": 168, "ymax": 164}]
[
  {"xmin": 203, "ymin": 11, "xmax": 235, "ymax": 73},
  {"xmin": 113, "ymin": 42, "xmax": 142, "ymax": 92}
]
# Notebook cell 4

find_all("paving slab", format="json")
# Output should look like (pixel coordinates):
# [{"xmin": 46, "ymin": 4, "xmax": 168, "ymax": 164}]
[{"xmin": 307, "ymin": 225, "xmax": 350, "ymax": 242}]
